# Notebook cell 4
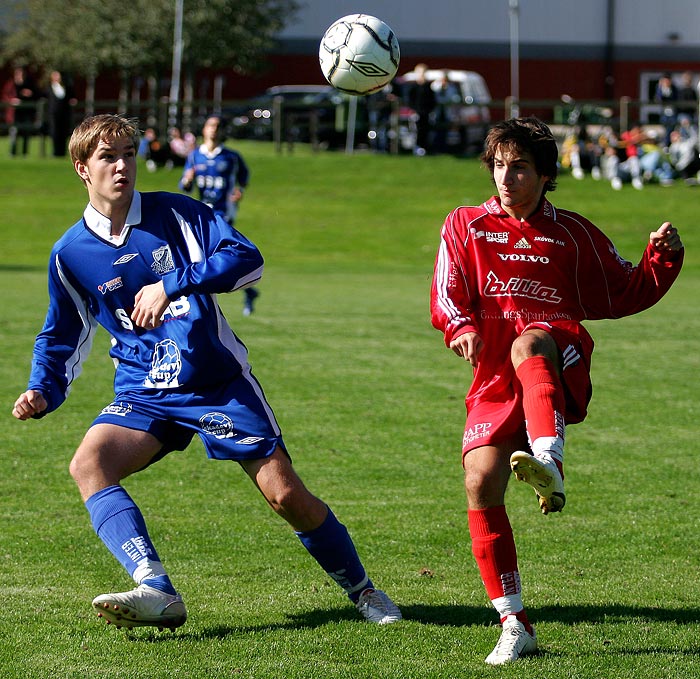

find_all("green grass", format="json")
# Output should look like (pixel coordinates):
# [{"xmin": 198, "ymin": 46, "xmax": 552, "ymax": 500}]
[{"xmin": 1, "ymin": 138, "xmax": 699, "ymax": 678}]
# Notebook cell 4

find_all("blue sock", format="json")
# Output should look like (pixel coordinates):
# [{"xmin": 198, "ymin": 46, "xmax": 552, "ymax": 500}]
[
  {"xmin": 85, "ymin": 485, "xmax": 176, "ymax": 595},
  {"xmin": 296, "ymin": 508, "xmax": 373, "ymax": 603}
]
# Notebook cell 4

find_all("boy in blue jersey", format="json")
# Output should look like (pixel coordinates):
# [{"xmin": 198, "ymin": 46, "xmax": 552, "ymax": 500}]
[
  {"xmin": 12, "ymin": 114, "xmax": 401, "ymax": 631},
  {"xmin": 180, "ymin": 115, "xmax": 259, "ymax": 315}
]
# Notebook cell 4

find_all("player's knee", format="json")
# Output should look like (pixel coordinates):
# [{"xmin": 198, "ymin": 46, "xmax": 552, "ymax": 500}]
[
  {"xmin": 68, "ymin": 444, "xmax": 97, "ymax": 483},
  {"xmin": 464, "ymin": 466, "xmax": 489, "ymax": 499},
  {"xmin": 266, "ymin": 484, "xmax": 326, "ymax": 530},
  {"xmin": 265, "ymin": 484, "xmax": 303, "ymax": 516},
  {"xmin": 510, "ymin": 330, "xmax": 557, "ymax": 367},
  {"xmin": 464, "ymin": 465, "xmax": 507, "ymax": 507}
]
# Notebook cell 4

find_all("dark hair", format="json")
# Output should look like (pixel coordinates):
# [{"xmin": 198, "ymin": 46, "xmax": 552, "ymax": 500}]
[{"xmin": 481, "ymin": 117, "xmax": 559, "ymax": 193}]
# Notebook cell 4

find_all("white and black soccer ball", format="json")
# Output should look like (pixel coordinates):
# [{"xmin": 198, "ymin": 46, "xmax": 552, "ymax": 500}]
[{"xmin": 319, "ymin": 14, "xmax": 400, "ymax": 96}]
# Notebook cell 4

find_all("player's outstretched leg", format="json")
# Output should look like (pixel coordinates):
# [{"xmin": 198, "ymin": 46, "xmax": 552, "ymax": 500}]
[
  {"xmin": 243, "ymin": 447, "xmax": 401, "ymax": 624},
  {"xmin": 296, "ymin": 507, "xmax": 402, "ymax": 624},
  {"xmin": 85, "ymin": 485, "xmax": 185, "ymax": 629}
]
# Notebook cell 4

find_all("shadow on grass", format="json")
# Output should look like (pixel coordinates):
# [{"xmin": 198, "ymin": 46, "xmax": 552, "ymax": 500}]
[
  {"xmin": 139, "ymin": 602, "xmax": 700, "ymax": 642},
  {"xmin": 392, "ymin": 602, "xmax": 700, "ymax": 627}
]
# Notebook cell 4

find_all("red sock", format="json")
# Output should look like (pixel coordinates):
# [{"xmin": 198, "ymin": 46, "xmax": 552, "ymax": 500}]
[
  {"xmin": 469, "ymin": 507, "xmax": 534, "ymax": 635},
  {"xmin": 468, "ymin": 506, "xmax": 519, "ymax": 600},
  {"xmin": 515, "ymin": 356, "xmax": 565, "ymax": 466}
]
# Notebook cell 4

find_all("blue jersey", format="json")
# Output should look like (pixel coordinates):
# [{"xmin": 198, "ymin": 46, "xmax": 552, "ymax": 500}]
[
  {"xmin": 181, "ymin": 144, "xmax": 249, "ymax": 220},
  {"xmin": 28, "ymin": 191, "xmax": 263, "ymax": 416}
]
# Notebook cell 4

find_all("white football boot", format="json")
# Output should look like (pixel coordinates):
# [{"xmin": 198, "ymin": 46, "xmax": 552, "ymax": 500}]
[
  {"xmin": 485, "ymin": 615, "xmax": 538, "ymax": 665},
  {"xmin": 92, "ymin": 583, "xmax": 187, "ymax": 630},
  {"xmin": 510, "ymin": 451, "xmax": 566, "ymax": 514},
  {"xmin": 356, "ymin": 588, "xmax": 402, "ymax": 624}
]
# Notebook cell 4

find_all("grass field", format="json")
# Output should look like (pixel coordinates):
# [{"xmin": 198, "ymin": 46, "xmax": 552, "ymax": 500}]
[{"xmin": 1, "ymin": 137, "xmax": 699, "ymax": 679}]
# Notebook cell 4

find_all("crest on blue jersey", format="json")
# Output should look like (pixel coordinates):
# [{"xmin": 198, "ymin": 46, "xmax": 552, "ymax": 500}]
[
  {"xmin": 151, "ymin": 245, "xmax": 175, "ymax": 275},
  {"xmin": 144, "ymin": 339, "xmax": 182, "ymax": 388}
]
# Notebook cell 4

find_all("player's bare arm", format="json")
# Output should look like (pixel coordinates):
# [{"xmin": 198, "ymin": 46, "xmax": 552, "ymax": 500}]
[
  {"xmin": 650, "ymin": 222, "xmax": 683, "ymax": 252},
  {"xmin": 12, "ymin": 389, "xmax": 48, "ymax": 420},
  {"xmin": 131, "ymin": 280, "xmax": 171, "ymax": 329},
  {"xmin": 181, "ymin": 167, "xmax": 195, "ymax": 190},
  {"xmin": 450, "ymin": 331, "xmax": 484, "ymax": 367}
]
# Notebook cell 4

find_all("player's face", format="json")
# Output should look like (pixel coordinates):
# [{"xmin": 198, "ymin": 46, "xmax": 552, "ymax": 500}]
[
  {"xmin": 202, "ymin": 117, "xmax": 222, "ymax": 143},
  {"xmin": 76, "ymin": 136, "xmax": 136, "ymax": 212},
  {"xmin": 493, "ymin": 148, "xmax": 550, "ymax": 221}
]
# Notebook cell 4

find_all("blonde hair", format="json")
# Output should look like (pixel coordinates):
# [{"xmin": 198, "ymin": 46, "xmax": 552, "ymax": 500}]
[{"xmin": 69, "ymin": 114, "xmax": 140, "ymax": 166}]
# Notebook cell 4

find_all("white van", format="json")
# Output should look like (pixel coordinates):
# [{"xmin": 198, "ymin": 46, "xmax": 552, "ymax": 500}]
[{"xmin": 398, "ymin": 68, "xmax": 492, "ymax": 154}]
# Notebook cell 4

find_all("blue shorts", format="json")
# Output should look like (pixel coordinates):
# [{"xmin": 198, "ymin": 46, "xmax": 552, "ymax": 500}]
[{"xmin": 92, "ymin": 371, "xmax": 285, "ymax": 464}]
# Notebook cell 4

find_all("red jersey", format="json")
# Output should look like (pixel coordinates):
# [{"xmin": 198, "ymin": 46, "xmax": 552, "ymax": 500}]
[{"xmin": 431, "ymin": 196, "xmax": 683, "ymax": 444}]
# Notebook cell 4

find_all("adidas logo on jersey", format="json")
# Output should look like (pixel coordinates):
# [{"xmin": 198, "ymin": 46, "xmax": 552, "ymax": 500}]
[{"xmin": 514, "ymin": 237, "xmax": 531, "ymax": 249}]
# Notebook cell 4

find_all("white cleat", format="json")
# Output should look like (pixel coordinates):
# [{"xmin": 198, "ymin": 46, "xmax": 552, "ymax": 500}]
[
  {"xmin": 510, "ymin": 451, "xmax": 566, "ymax": 514},
  {"xmin": 356, "ymin": 588, "xmax": 402, "ymax": 624},
  {"xmin": 485, "ymin": 615, "xmax": 538, "ymax": 665},
  {"xmin": 92, "ymin": 584, "xmax": 187, "ymax": 630}
]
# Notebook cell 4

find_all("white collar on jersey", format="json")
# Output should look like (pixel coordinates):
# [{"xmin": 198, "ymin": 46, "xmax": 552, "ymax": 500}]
[
  {"xmin": 198, "ymin": 143, "xmax": 223, "ymax": 158},
  {"xmin": 84, "ymin": 191, "xmax": 141, "ymax": 246}
]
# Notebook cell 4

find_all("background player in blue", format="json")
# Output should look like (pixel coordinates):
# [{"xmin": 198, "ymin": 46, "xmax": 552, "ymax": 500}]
[
  {"xmin": 12, "ymin": 114, "xmax": 401, "ymax": 630},
  {"xmin": 180, "ymin": 115, "xmax": 259, "ymax": 315}
]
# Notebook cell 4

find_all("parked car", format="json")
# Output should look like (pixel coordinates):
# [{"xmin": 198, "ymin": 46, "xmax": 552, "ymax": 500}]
[
  {"xmin": 225, "ymin": 85, "xmax": 362, "ymax": 147},
  {"xmin": 396, "ymin": 68, "xmax": 492, "ymax": 154}
]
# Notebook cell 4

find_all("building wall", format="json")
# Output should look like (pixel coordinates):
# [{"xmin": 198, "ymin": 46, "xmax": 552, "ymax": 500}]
[
  {"xmin": 245, "ymin": 0, "xmax": 700, "ymax": 107},
  {"xmin": 281, "ymin": 0, "xmax": 700, "ymax": 48}
]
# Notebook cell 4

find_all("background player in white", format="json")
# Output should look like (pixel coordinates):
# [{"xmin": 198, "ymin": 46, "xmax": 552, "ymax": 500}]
[
  {"xmin": 180, "ymin": 115, "xmax": 259, "ymax": 315},
  {"xmin": 12, "ymin": 114, "xmax": 401, "ymax": 630},
  {"xmin": 431, "ymin": 117, "xmax": 683, "ymax": 665}
]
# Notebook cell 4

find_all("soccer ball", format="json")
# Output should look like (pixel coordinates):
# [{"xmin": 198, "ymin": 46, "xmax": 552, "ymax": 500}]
[{"xmin": 319, "ymin": 14, "xmax": 400, "ymax": 96}]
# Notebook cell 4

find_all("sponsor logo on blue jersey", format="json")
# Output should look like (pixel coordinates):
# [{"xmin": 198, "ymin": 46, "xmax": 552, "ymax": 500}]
[
  {"xmin": 98, "ymin": 277, "xmax": 123, "ymax": 294},
  {"xmin": 101, "ymin": 401, "xmax": 133, "ymax": 416}
]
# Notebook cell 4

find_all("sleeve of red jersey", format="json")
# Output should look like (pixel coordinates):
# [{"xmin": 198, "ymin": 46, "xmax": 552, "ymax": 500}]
[
  {"xmin": 430, "ymin": 216, "xmax": 481, "ymax": 347},
  {"xmin": 581, "ymin": 226, "xmax": 684, "ymax": 320}
]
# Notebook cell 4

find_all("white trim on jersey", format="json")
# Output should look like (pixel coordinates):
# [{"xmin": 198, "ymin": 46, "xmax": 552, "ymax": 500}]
[
  {"xmin": 172, "ymin": 208, "xmax": 204, "ymax": 264},
  {"xmin": 55, "ymin": 255, "xmax": 98, "ymax": 397}
]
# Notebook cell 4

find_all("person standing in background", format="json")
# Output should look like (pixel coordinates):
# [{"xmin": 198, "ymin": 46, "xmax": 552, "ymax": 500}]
[
  {"xmin": 47, "ymin": 70, "xmax": 78, "ymax": 157},
  {"xmin": 2, "ymin": 66, "xmax": 39, "ymax": 156},
  {"xmin": 407, "ymin": 64, "xmax": 436, "ymax": 156}
]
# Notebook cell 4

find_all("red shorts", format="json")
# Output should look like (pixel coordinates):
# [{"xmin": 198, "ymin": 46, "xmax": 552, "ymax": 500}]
[{"xmin": 462, "ymin": 321, "xmax": 593, "ymax": 457}]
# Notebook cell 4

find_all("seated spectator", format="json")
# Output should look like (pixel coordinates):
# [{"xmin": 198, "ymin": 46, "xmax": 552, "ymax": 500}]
[
  {"xmin": 668, "ymin": 128, "xmax": 700, "ymax": 183},
  {"xmin": 562, "ymin": 125, "xmax": 603, "ymax": 180},
  {"xmin": 676, "ymin": 115, "xmax": 699, "ymax": 144},
  {"xmin": 638, "ymin": 130, "xmax": 674, "ymax": 186},
  {"xmin": 138, "ymin": 127, "xmax": 172, "ymax": 171}
]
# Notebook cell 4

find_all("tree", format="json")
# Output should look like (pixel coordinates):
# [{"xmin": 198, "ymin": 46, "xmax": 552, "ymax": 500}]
[{"xmin": 2, "ymin": 0, "xmax": 300, "ymax": 116}]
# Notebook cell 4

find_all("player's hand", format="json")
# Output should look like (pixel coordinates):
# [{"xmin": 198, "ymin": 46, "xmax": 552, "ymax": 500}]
[
  {"xmin": 12, "ymin": 390, "xmax": 47, "ymax": 420},
  {"xmin": 132, "ymin": 281, "xmax": 170, "ymax": 329},
  {"xmin": 650, "ymin": 222, "xmax": 683, "ymax": 252},
  {"xmin": 449, "ymin": 332, "xmax": 484, "ymax": 368},
  {"xmin": 181, "ymin": 168, "xmax": 195, "ymax": 189}
]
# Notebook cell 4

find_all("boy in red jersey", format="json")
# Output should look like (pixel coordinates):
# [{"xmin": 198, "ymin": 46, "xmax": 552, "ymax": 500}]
[{"xmin": 430, "ymin": 117, "xmax": 683, "ymax": 665}]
